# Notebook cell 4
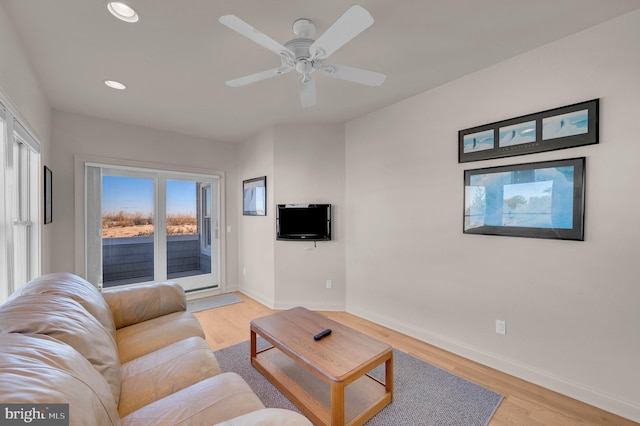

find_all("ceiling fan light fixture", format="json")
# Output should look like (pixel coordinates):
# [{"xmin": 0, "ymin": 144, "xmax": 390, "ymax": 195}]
[
  {"xmin": 107, "ymin": 2, "xmax": 139, "ymax": 23},
  {"xmin": 104, "ymin": 80, "xmax": 127, "ymax": 90},
  {"xmin": 295, "ymin": 60, "xmax": 312, "ymax": 75}
]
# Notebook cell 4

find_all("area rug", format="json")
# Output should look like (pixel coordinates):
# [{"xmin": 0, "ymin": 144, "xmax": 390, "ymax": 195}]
[
  {"xmin": 214, "ymin": 339, "xmax": 503, "ymax": 425},
  {"xmin": 187, "ymin": 293, "xmax": 243, "ymax": 313}
]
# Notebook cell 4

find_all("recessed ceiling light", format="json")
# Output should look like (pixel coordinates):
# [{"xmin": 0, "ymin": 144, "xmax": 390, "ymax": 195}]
[
  {"xmin": 106, "ymin": 2, "xmax": 139, "ymax": 23},
  {"xmin": 104, "ymin": 80, "xmax": 127, "ymax": 90}
]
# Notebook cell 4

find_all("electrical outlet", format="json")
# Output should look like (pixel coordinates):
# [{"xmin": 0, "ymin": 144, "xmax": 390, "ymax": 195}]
[
  {"xmin": 326, "ymin": 280, "xmax": 332, "ymax": 289},
  {"xmin": 496, "ymin": 320, "xmax": 506, "ymax": 335},
  {"xmin": 242, "ymin": 267, "xmax": 247, "ymax": 276}
]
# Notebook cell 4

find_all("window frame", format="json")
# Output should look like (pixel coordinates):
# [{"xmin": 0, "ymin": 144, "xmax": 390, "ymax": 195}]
[
  {"xmin": 0, "ymin": 97, "xmax": 42, "ymax": 302},
  {"xmin": 74, "ymin": 155, "xmax": 226, "ymax": 293}
]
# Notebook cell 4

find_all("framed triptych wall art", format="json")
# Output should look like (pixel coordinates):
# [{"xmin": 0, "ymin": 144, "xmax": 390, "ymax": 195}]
[{"xmin": 459, "ymin": 99, "xmax": 598, "ymax": 163}]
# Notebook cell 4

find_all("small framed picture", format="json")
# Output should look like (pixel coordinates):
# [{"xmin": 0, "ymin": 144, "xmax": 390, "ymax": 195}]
[
  {"xmin": 243, "ymin": 176, "xmax": 267, "ymax": 216},
  {"xmin": 44, "ymin": 166, "xmax": 53, "ymax": 224}
]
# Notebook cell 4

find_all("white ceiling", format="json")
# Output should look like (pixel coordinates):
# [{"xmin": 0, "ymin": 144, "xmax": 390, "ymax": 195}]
[{"xmin": 3, "ymin": 0, "xmax": 640, "ymax": 142}]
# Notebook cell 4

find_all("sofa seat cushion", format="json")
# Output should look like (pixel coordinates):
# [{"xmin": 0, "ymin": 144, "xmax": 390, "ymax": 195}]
[
  {"xmin": 121, "ymin": 372, "xmax": 266, "ymax": 426},
  {"xmin": 0, "ymin": 294, "xmax": 122, "ymax": 404},
  {"xmin": 119, "ymin": 336, "xmax": 221, "ymax": 417},
  {"xmin": 0, "ymin": 333, "xmax": 119, "ymax": 426},
  {"xmin": 8, "ymin": 272, "xmax": 116, "ymax": 338},
  {"xmin": 115, "ymin": 310, "xmax": 205, "ymax": 363}
]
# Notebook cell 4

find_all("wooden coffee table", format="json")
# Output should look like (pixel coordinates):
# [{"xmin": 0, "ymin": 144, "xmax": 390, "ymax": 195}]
[{"xmin": 250, "ymin": 307, "xmax": 393, "ymax": 426}]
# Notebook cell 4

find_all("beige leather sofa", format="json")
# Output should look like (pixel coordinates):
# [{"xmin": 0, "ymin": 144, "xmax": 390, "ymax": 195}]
[{"xmin": 0, "ymin": 272, "xmax": 310, "ymax": 426}]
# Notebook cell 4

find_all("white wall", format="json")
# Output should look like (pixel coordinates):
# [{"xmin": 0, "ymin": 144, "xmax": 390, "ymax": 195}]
[
  {"xmin": 0, "ymin": 4, "xmax": 50, "ymax": 145},
  {"xmin": 345, "ymin": 10, "xmax": 640, "ymax": 421},
  {"xmin": 237, "ymin": 124, "xmax": 346, "ymax": 310},
  {"xmin": 50, "ymin": 110, "xmax": 240, "ymax": 290},
  {"xmin": 0, "ymin": 2, "xmax": 52, "ymax": 272},
  {"xmin": 273, "ymin": 124, "xmax": 346, "ymax": 310},
  {"xmin": 237, "ymin": 128, "xmax": 276, "ymax": 303}
]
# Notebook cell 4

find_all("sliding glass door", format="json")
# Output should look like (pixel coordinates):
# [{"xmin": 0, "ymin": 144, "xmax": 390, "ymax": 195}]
[
  {"xmin": 164, "ymin": 177, "xmax": 219, "ymax": 287},
  {"xmin": 101, "ymin": 172, "xmax": 155, "ymax": 285},
  {"xmin": 86, "ymin": 163, "xmax": 220, "ymax": 292}
]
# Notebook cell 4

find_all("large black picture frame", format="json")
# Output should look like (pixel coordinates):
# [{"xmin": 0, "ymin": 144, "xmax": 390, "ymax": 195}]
[
  {"xmin": 463, "ymin": 157, "xmax": 585, "ymax": 240},
  {"xmin": 459, "ymin": 99, "xmax": 598, "ymax": 163}
]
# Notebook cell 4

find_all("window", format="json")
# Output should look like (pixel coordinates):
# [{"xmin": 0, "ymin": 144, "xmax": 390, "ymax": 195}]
[
  {"xmin": 0, "ymin": 98, "xmax": 41, "ymax": 303},
  {"xmin": 201, "ymin": 184, "xmax": 212, "ymax": 251},
  {"xmin": 76, "ymin": 156, "xmax": 224, "ymax": 293}
]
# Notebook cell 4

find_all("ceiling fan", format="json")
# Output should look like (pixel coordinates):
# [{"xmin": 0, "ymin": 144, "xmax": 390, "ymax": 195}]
[{"xmin": 219, "ymin": 5, "xmax": 385, "ymax": 108}]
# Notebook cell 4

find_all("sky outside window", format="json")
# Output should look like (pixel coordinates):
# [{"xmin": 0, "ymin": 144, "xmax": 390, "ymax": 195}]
[{"xmin": 102, "ymin": 176, "xmax": 196, "ymax": 215}]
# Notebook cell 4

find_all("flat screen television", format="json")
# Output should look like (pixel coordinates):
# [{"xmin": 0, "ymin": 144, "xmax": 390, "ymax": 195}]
[{"xmin": 276, "ymin": 204, "xmax": 331, "ymax": 241}]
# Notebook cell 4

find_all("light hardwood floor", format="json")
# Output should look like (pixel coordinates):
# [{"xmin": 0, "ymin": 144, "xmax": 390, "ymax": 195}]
[{"xmin": 193, "ymin": 292, "xmax": 637, "ymax": 426}]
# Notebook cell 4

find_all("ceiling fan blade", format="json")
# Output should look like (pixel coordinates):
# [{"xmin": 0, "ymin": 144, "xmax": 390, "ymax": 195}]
[
  {"xmin": 319, "ymin": 64, "xmax": 386, "ymax": 86},
  {"xmin": 298, "ymin": 76, "xmax": 317, "ymax": 108},
  {"xmin": 226, "ymin": 67, "xmax": 292, "ymax": 87},
  {"xmin": 219, "ymin": 15, "xmax": 294, "ymax": 58},
  {"xmin": 309, "ymin": 5, "xmax": 374, "ymax": 59}
]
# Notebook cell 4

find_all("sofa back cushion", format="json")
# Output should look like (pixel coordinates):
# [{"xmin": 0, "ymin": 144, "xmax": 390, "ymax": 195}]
[
  {"xmin": 0, "ymin": 333, "xmax": 119, "ymax": 426},
  {"xmin": 8, "ymin": 272, "xmax": 116, "ymax": 338},
  {"xmin": 103, "ymin": 281, "xmax": 187, "ymax": 329},
  {"xmin": 0, "ymin": 294, "xmax": 122, "ymax": 404}
]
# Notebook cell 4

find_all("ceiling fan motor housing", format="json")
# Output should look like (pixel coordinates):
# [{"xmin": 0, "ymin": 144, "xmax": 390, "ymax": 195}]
[{"xmin": 284, "ymin": 38, "xmax": 314, "ymax": 62}]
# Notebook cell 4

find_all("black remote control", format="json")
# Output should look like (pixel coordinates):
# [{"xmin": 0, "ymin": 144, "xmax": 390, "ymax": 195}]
[{"xmin": 313, "ymin": 328, "xmax": 332, "ymax": 341}]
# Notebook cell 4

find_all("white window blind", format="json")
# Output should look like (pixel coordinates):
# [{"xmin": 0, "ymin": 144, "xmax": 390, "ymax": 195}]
[{"xmin": 85, "ymin": 165, "xmax": 103, "ymax": 288}]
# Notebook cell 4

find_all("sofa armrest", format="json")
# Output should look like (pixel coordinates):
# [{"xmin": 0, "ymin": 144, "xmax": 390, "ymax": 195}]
[
  {"xmin": 214, "ymin": 408, "xmax": 312, "ymax": 426},
  {"xmin": 102, "ymin": 282, "xmax": 186, "ymax": 329}
]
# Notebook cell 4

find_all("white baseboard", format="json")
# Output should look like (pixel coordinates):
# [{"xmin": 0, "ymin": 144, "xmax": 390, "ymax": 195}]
[
  {"xmin": 237, "ymin": 288, "xmax": 346, "ymax": 311},
  {"xmin": 347, "ymin": 303, "xmax": 640, "ymax": 423},
  {"xmin": 273, "ymin": 300, "xmax": 346, "ymax": 311},
  {"xmin": 237, "ymin": 287, "xmax": 275, "ymax": 309}
]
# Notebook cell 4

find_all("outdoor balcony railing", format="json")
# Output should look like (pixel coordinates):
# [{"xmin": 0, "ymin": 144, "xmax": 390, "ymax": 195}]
[{"xmin": 102, "ymin": 234, "xmax": 210, "ymax": 287}]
